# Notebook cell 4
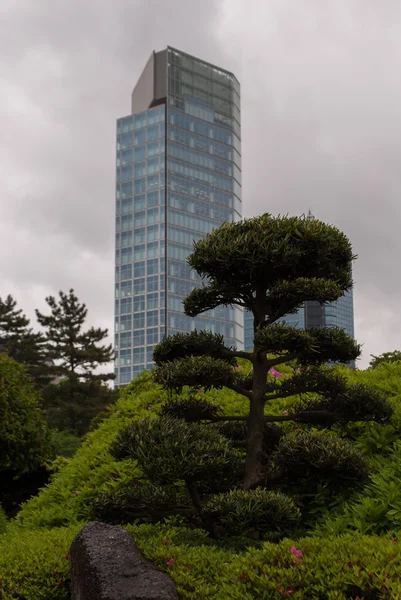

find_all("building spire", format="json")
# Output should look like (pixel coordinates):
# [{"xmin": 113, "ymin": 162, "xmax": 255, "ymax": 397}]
[{"xmin": 307, "ymin": 209, "xmax": 315, "ymax": 221}]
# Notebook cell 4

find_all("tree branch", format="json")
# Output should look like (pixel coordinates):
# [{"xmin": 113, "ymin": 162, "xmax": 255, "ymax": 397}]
[
  {"xmin": 209, "ymin": 410, "xmax": 353, "ymax": 425},
  {"xmin": 225, "ymin": 349, "xmax": 254, "ymax": 361},
  {"xmin": 225, "ymin": 383, "xmax": 253, "ymax": 400},
  {"xmin": 265, "ymin": 353, "xmax": 298, "ymax": 368}
]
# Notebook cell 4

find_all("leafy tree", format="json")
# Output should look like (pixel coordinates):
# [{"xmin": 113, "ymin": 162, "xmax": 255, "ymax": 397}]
[
  {"xmin": 41, "ymin": 378, "xmax": 118, "ymax": 436},
  {"xmin": 98, "ymin": 214, "xmax": 392, "ymax": 539},
  {"xmin": 0, "ymin": 353, "xmax": 55, "ymax": 515},
  {"xmin": 0, "ymin": 295, "xmax": 51, "ymax": 388},
  {"xmin": 369, "ymin": 350, "xmax": 401, "ymax": 369},
  {"xmin": 36, "ymin": 289, "xmax": 115, "ymax": 434}
]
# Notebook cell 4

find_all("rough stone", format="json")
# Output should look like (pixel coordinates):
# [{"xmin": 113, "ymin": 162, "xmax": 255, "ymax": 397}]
[{"xmin": 70, "ymin": 521, "xmax": 179, "ymax": 600}]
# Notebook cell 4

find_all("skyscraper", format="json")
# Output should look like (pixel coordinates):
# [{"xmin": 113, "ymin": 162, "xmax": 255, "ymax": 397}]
[
  {"xmin": 115, "ymin": 48, "xmax": 243, "ymax": 386},
  {"xmin": 244, "ymin": 211, "xmax": 355, "ymax": 354}
]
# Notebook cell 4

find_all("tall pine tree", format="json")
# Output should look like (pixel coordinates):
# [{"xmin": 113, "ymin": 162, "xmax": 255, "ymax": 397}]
[
  {"xmin": 36, "ymin": 289, "xmax": 115, "ymax": 434},
  {"xmin": 0, "ymin": 295, "xmax": 51, "ymax": 388}
]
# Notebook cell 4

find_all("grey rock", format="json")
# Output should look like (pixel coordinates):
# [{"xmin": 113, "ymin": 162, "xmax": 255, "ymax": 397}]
[{"xmin": 70, "ymin": 521, "xmax": 179, "ymax": 600}]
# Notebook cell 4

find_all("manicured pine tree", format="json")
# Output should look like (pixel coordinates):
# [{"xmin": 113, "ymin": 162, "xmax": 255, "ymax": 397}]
[
  {"xmin": 36, "ymin": 289, "xmax": 115, "ymax": 434},
  {"xmin": 153, "ymin": 213, "xmax": 391, "ymax": 488},
  {"xmin": 102, "ymin": 214, "xmax": 392, "ymax": 539}
]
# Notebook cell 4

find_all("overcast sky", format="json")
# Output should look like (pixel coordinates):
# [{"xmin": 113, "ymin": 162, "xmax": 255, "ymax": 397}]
[{"xmin": 1, "ymin": 0, "xmax": 400, "ymax": 368}]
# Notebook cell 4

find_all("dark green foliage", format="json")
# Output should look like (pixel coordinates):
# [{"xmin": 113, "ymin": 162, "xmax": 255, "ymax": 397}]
[
  {"xmin": 4, "ymin": 523, "xmax": 401, "ymax": 600},
  {"xmin": 0, "ymin": 295, "xmax": 51, "ymax": 389},
  {"xmin": 52, "ymin": 430, "xmax": 81, "ymax": 458},
  {"xmin": 0, "ymin": 503, "xmax": 8, "ymax": 534},
  {"xmin": 254, "ymin": 324, "xmax": 360, "ymax": 365},
  {"xmin": 370, "ymin": 350, "xmax": 401, "ymax": 369},
  {"xmin": 203, "ymin": 489, "xmax": 300, "ymax": 538},
  {"xmin": 160, "ymin": 397, "xmax": 223, "ymax": 421},
  {"xmin": 291, "ymin": 383, "xmax": 393, "ymax": 424},
  {"xmin": 93, "ymin": 484, "xmax": 191, "ymax": 524},
  {"xmin": 36, "ymin": 289, "xmax": 114, "ymax": 385},
  {"xmin": 111, "ymin": 416, "xmax": 241, "ymax": 487},
  {"xmin": 154, "ymin": 355, "xmax": 236, "ymax": 393},
  {"xmin": 184, "ymin": 214, "xmax": 354, "ymax": 317},
  {"xmin": 273, "ymin": 431, "xmax": 370, "ymax": 491},
  {"xmin": 215, "ymin": 420, "xmax": 283, "ymax": 453},
  {"xmin": 153, "ymin": 330, "xmax": 236, "ymax": 366},
  {"xmin": 36, "ymin": 289, "xmax": 115, "ymax": 434},
  {"xmin": 0, "ymin": 353, "xmax": 54, "ymax": 477},
  {"xmin": 266, "ymin": 366, "xmax": 349, "ymax": 398},
  {"xmin": 42, "ymin": 379, "xmax": 117, "ymax": 436}
]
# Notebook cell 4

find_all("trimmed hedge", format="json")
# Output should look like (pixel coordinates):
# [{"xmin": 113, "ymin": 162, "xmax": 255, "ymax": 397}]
[
  {"xmin": 0, "ymin": 525, "xmax": 80, "ymax": 600},
  {"xmin": 1, "ymin": 523, "xmax": 401, "ymax": 599}
]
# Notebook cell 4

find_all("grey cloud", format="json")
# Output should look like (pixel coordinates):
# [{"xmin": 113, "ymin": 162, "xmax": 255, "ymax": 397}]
[{"xmin": 1, "ymin": 0, "xmax": 400, "ymax": 365}]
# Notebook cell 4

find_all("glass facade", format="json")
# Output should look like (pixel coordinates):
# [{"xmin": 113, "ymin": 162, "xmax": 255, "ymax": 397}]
[{"xmin": 114, "ymin": 48, "xmax": 243, "ymax": 385}]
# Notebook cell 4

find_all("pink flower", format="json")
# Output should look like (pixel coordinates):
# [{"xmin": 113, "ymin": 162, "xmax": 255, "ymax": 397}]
[
  {"xmin": 73, "ymin": 490, "xmax": 79, "ymax": 497},
  {"xmin": 166, "ymin": 558, "xmax": 174, "ymax": 567},
  {"xmin": 290, "ymin": 546, "xmax": 303, "ymax": 560},
  {"xmin": 282, "ymin": 410, "xmax": 289, "ymax": 416},
  {"xmin": 233, "ymin": 365, "xmax": 241, "ymax": 370},
  {"xmin": 270, "ymin": 368, "xmax": 283, "ymax": 377},
  {"xmin": 146, "ymin": 405, "xmax": 153, "ymax": 410}
]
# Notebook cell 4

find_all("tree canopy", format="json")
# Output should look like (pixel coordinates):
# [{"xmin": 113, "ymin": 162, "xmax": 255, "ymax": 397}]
[
  {"xmin": 0, "ymin": 295, "xmax": 51, "ymax": 388},
  {"xmin": 36, "ymin": 289, "xmax": 115, "ymax": 434},
  {"xmin": 369, "ymin": 351, "xmax": 401, "ymax": 369},
  {"xmin": 0, "ymin": 353, "xmax": 54, "ymax": 477}
]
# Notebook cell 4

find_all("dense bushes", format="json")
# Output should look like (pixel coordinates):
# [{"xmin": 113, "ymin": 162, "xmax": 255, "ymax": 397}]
[
  {"xmin": 0, "ymin": 525, "xmax": 80, "ymax": 600},
  {"xmin": 3, "ymin": 364, "xmax": 401, "ymax": 597},
  {"xmin": 1, "ymin": 522, "xmax": 401, "ymax": 599},
  {"xmin": 0, "ymin": 353, "xmax": 54, "ymax": 477}
]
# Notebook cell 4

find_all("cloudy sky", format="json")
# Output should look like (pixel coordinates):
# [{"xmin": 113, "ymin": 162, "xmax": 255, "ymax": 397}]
[{"xmin": 1, "ymin": 0, "xmax": 400, "ymax": 368}]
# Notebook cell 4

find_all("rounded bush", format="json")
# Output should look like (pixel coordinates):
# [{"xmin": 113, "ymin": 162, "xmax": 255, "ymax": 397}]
[
  {"xmin": 110, "ymin": 416, "xmax": 241, "ymax": 488},
  {"xmin": 273, "ymin": 431, "xmax": 370, "ymax": 490},
  {"xmin": 93, "ymin": 484, "xmax": 190, "ymax": 524},
  {"xmin": 203, "ymin": 488, "xmax": 300, "ymax": 538}
]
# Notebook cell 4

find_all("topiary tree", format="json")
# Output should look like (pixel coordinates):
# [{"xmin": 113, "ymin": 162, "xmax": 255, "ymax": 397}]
[{"xmin": 103, "ymin": 214, "xmax": 392, "ymax": 539}]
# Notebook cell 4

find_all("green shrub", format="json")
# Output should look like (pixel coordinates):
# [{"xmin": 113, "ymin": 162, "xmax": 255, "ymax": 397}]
[
  {"xmin": 4, "ymin": 522, "xmax": 401, "ymax": 600},
  {"xmin": 93, "ymin": 483, "xmax": 191, "ymax": 524},
  {"xmin": 0, "ymin": 503, "xmax": 7, "ymax": 534},
  {"xmin": 0, "ymin": 525, "xmax": 80, "ymax": 599},
  {"xmin": 203, "ymin": 489, "xmax": 300, "ymax": 539},
  {"xmin": 273, "ymin": 431, "xmax": 370, "ymax": 492},
  {"xmin": 110, "ymin": 416, "xmax": 241, "ymax": 488},
  {"xmin": 0, "ymin": 353, "xmax": 55, "ymax": 477},
  {"xmin": 315, "ymin": 441, "xmax": 401, "ymax": 536},
  {"xmin": 52, "ymin": 430, "xmax": 81, "ymax": 458},
  {"xmin": 12, "ymin": 374, "xmax": 250, "ymax": 530},
  {"xmin": 128, "ymin": 523, "xmax": 401, "ymax": 599}
]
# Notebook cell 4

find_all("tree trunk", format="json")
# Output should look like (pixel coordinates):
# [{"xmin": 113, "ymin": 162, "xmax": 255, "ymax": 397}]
[
  {"xmin": 243, "ymin": 356, "xmax": 268, "ymax": 489},
  {"xmin": 185, "ymin": 480, "xmax": 218, "ymax": 539}
]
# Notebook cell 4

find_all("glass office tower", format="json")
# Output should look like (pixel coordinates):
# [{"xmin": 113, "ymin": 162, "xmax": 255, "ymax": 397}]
[
  {"xmin": 243, "ymin": 211, "xmax": 355, "ymax": 356},
  {"xmin": 115, "ymin": 48, "xmax": 243, "ymax": 385}
]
